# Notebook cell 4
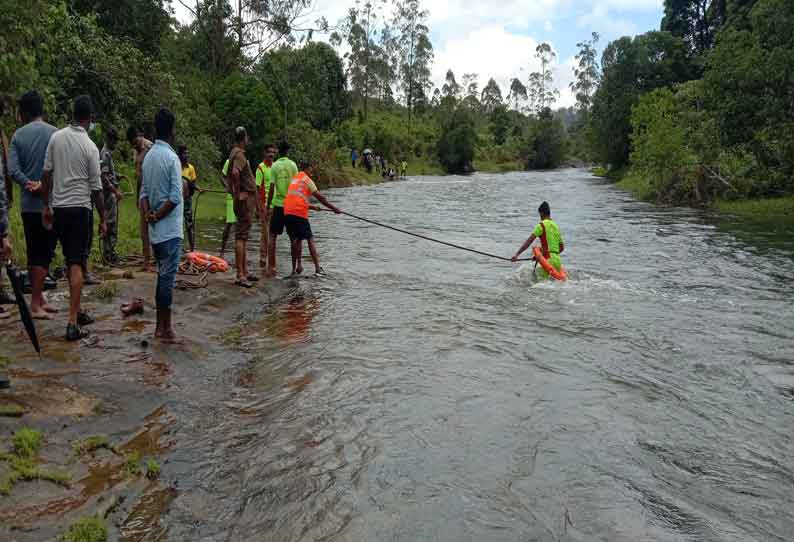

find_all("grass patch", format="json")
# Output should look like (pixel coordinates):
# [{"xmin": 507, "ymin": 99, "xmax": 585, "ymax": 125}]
[
  {"xmin": 221, "ymin": 325, "xmax": 243, "ymax": 345},
  {"xmin": 124, "ymin": 451, "xmax": 142, "ymax": 477},
  {"xmin": 591, "ymin": 166, "xmax": 608, "ymax": 177},
  {"xmin": 61, "ymin": 516, "xmax": 108, "ymax": 542},
  {"xmin": 0, "ymin": 403, "xmax": 26, "ymax": 417},
  {"xmin": 0, "ymin": 355, "xmax": 9, "ymax": 370},
  {"xmin": 145, "ymin": 458, "xmax": 161, "ymax": 480},
  {"xmin": 93, "ymin": 280, "xmax": 119, "ymax": 301},
  {"xmin": 72, "ymin": 435, "xmax": 116, "ymax": 456},
  {"xmin": 13, "ymin": 427, "xmax": 42, "ymax": 458},
  {"xmin": 715, "ymin": 196, "xmax": 794, "ymax": 220},
  {"xmin": 616, "ymin": 170, "xmax": 655, "ymax": 201}
]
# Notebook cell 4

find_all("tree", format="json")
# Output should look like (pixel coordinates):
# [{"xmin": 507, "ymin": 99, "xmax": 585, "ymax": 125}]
[
  {"xmin": 570, "ymin": 33, "xmax": 600, "ymax": 116},
  {"xmin": 508, "ymin": 78, "xmax": 527, "ymax": 111},
  {"xmin": 392, "ymin": 0, "xmax": 433, "ymax": 124},
  {"xmin": 437, "ymin": 108, "xmax": 476, "ymax": 173},
  {"xmin": 489, "ymin": 104, "xmax": 510, "ymax": 145},
  {"xmin": 68, "ymin": 0, "xmax": 172, "ymax": 55},
  {"xmin": 661, "ymin": 0, "xmax": 726, "ymax": 56},
  {"xmin": 589, "ymin": 31, "xmax": 692, "ymax": 167},
  {"xmin": 527, "ymin": 43, "xmax": 559, "ymax": 114},
  {"xmin": 527, "ymin": 108, "xmax": 568, "ymax": 169},
  {"xmin": 480, "ymin": 78, "xmax": 503, "ymax": 113}
]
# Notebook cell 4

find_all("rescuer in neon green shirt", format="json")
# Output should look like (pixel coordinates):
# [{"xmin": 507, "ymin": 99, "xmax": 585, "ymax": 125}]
[{"xmin": 511, "ymin": 201, "xmax": 565, "ymax": 279}]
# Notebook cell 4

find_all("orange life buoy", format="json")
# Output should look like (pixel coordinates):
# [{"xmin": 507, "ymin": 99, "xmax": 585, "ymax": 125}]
[
  {"xmin": 532, "ymin": 246, "xmax": 567, "ymax": 281},
  {"xmin": 186, "ymin": 252, "xmax": 230, "ymax": 273}
]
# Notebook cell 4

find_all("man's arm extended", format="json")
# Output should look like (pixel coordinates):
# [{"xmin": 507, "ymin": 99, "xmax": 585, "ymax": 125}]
[
  {"xmin": 511, "ymin": 234, "xmax": 537, "ymax": 261},
  {"xmin": 313, "ymin": 192, "xmax": 341, "ymax": 214}
]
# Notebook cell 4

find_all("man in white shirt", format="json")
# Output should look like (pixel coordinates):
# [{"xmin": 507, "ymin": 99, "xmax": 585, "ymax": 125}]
[{"xmin": 41, "ymin": 95, "xmax": 107, "ymax": 341}]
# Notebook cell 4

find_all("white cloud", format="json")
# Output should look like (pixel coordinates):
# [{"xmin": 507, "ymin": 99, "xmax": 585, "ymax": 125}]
[{"xmin": 432, "ymin": 25, "xmax": 575, "ymax": 108}]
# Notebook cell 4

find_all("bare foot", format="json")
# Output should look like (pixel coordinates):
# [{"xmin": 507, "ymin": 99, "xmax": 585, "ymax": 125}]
[
  {"xmin": 43, "ymin": 304, "xmax": 59, "ymax": 314},
  {"xmin": 141, "ymin": 265, "xmax": 155, "ymax": 273},
  {"xmin": 31, "ymin": 309, "xmax": 54, "ymax": 320},
  {"xmin": 295, "ymin": 266, "xmax": 304, "ymax": 275}
]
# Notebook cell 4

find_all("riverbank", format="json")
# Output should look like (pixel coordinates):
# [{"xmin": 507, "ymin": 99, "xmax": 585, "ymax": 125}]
[{"xmin": 0, "ymin": 261, "xmax": 300, "ymax": 541}]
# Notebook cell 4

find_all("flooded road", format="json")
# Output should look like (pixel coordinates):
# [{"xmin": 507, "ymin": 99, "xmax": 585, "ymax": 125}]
[{"xmin": 164, "ymin": 169, "xmax": 794, "ymax": 541}]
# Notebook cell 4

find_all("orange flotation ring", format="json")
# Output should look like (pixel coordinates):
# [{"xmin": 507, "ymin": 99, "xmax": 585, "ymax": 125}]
[
  {"xmin": 532, "ymin": 246, "xmax": 567, "ymax": 281},
  {"xmin": 186, "ymin": 252, "xmax": 230, "ymax": 273}
]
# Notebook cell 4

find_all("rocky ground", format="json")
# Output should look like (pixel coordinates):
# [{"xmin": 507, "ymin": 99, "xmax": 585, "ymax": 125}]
[{"xmin": 0, "ymin": 266, "xmax": 297, "ymax": 541}]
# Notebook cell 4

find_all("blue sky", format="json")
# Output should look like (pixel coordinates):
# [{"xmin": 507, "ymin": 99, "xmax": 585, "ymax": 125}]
[{"xmin": 174, "ymin": 0, "xmax": 665, "ymax": 107}]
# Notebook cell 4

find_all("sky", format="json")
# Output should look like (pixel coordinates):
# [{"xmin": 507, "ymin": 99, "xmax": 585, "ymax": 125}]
[{"xmin": 173, "ymin": 0, "xmax": 664, "ymax": 108}]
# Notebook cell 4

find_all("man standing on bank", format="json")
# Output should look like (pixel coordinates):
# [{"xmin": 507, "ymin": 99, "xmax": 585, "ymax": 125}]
[
  {"xmin": 41, "ymin": 95, "xmax": 107, "ymax": 341},
  {"xmin": 8, "ymin": 90, "xmax": 58, "ymax": 319},
  {"xmin": 266, "ymin": 139, "xmax": 298, "ymax": 278},
  {"xmin": 127, "ymin": 126, "xmax": 154, "ymax": 272},
  {"xmin": 140, "ymin": 108, "xmax": 183, "ymax": 344},
  {"xmin": 228, "ymin": 127, "xmax": 258, "ymax": 287},
  {"xmin": 99, "ymin": 127, "xmax": 124, "ymax": 265}
]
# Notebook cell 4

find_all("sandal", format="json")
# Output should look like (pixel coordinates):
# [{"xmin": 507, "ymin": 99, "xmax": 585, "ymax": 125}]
[
  {"xmin": 65, "ymin": 323, "xmax": 90, "ymax": 342},
  {"xmin": 246, "ymin": 274, "xmax": 259, "ymax": 282},
  {"xmin": 234, "ymin": 279, "xmax": 252, "ymax": 288},
  {"xmin": 77, "ymin": 310, "xmax": 95, "ymax": 326}
]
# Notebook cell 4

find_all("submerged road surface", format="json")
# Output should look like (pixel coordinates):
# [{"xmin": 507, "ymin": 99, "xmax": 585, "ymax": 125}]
[{"xmin": 162, "ymin": 169, "xmax": 794, "ymax": 541}]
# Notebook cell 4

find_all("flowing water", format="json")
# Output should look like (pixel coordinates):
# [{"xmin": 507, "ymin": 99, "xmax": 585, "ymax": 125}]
[{"xmin": 159, "ymin": 169, "xmax": 794, "ymax": 541}]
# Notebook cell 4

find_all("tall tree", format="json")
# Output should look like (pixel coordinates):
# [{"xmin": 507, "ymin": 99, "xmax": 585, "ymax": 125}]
[
  {"xmin": 480, "ymin": 78, "xmax": 503, "ymax": 113},
  {"xmin": 527, "ymin": 43, "xmax": 559, "ymax": 114},
  {"xmin": 570, "ymin": 32, "xmax": 600, "ymax": 116},
  {"xmin": 392, "ymin": 0, "xmax": 434, "ymax": 123},
  {"xmin": 508, "ymin": 78, "xmax": 528, "ymax": 111},
  {"xmin": 661, "ymin": 0, "xmax": 726, "ymax": 56},
  {"xmin": 68, "ymin": 0, "xmax": 172, "ymax": 55}
]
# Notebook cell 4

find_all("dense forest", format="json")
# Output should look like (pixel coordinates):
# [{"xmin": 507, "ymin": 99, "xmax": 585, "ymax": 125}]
[{"xmin": 1, "ymin": 0, "xmax": 790, "ymax": 204}]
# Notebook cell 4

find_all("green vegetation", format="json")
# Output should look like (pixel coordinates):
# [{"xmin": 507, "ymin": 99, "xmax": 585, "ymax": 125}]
[
  {"xmin": 145, "ymin": 458, "xmax": 161, "ymax": 480},
  {"xmin": 586, "ymin": 0, "xmax": 794, "ymax": 206},
  {"xmin": 716, "ymin": 197, "xmax": 794, "ymax": 220},
  {"xmin": 93, "ymin": 281, "xmax": 119, "ymax": 301},
  {"xmin": 124, "ymin": 451, "xmax": 142, "ymax": 477},
  {"xmin": 0, "ymin": 403, "xmax": 26, "ymax": 417},
  {"xmin": 1, "ymin": 428, "xmax": 71, "ymax": 495},
  {"xmin": 72, "ymin": 435, "xmax": 116, "ymax": 456},
  {"xmin": 61, "ymin": 516, "xmax": 108, "ymax": 542}
]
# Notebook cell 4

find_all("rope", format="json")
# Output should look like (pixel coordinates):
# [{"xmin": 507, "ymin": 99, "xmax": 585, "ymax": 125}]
[{"xmin": 333, "ymin": 210, "xmax": 533, "ymax": 262}]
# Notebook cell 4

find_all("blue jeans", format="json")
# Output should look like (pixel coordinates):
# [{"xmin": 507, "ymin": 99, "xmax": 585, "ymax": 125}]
[{"xmin": 152, "ymin": 237, "xmax": 182, "ymax": 309}]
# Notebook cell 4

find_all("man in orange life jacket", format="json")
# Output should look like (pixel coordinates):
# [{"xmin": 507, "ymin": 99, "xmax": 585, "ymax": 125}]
[
  {"xmin": 283, "ymin": 162, "xmax": 341, "ymax": 276},
  {"xmin": 511, "ymin": 201, "xmax": 565, "ymax": 279}
]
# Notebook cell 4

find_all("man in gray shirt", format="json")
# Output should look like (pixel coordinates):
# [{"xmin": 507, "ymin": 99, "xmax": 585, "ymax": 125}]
[
  {"xmin": 42, "ymin": 95, "xmax": 107, "ymax": 341},
  {"xmin": 99, "ymin": 127, "xmax": 123, "ymax": 265},
  {"xmin": 8, "ymin": 90, "xmax": 58, "ymax": 320}
]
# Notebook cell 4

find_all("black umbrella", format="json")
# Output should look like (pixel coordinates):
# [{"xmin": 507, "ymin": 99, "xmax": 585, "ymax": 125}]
[{"xmin": 5, "ymin": 263, "xmax": 40, "ymax": 356}]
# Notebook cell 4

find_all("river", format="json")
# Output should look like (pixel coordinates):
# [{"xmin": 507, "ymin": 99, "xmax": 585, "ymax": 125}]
[{"xmin": 158, "ymin": 169, "xmax": 794, "ymax": 541}]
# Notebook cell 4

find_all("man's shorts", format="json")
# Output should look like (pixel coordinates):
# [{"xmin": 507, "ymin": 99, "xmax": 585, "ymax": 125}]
[
  {"xmin": 21, "ymin": 212, "xmax": 57, "ymax": 268},
  {"xmin": 233, "ymin": 194, "xmax": 254, "ymax": 241},
  {"xmin": 225, "ymin": 194, "xmax": 237, "ymax": 224},
  {"xmin": 285, "ymin": 215, "xmax": 313, "ymax": 241},
  {"xmin": 269, "ymin": 206, "xmax": 286, "ymax": 236},
  {"xmin": 53, "ymin": 207, "xmax": 91, "ymax": 267}
]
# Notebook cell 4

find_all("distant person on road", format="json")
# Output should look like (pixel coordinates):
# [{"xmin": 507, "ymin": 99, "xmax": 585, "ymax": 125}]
[
  {"xmin": 99, "ymin": 126, "xmax": 124, "ymax": 265},
  {"xmin": 511, "ymin": 201, "xmax": 565, "ymax": 279},
  {"xmin": 255, "ymin": 143, "xmax": 276, "ymax": 272},
  {"xmin": 283, "ymin": 161, "xmax": 342, "ymax": 276},
  {"xmin": 219, "ymin": 159, "xmax": 235, "ymax": 258},
  {"xmin": 140, "ymin": 107, "xmax": 184, "ymax": 344},
  {"xmin": 41, "ymin": 95, "xmax": 107, "ymax": 341},
  {"xmin": 227, "ymin": 127, "xmax": 258, "ymax": 286},
  {"xmin": 8, "ymin": 90, "xmax": 58, "ymax": 319},
  {"xmin": 127, "ymin": 125, "xmax": 154, "ymax": 272},
  {"xmin": 266, "ymin": 139, "xmax": 298, "ymax": 278},
  {"xmin": 178, "ymin": 144, "xmax": 201, "ymax": 252}
]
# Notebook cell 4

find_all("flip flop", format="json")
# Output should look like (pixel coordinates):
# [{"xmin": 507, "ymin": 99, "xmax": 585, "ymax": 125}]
[
  {"xmin": 121, "ymin": 298, "xmax": 145, "ymax": 317},
  {"xmin": 246, "ymin": 274, "xmax": 260, "ymax": 282},
  {"xmin": 234, "ymin": 279, "xmax": 252, "ymax": 288}
]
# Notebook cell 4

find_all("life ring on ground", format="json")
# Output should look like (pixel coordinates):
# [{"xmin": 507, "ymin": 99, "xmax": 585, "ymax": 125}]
[
  {"xmin": 532, "ymin": 246, "xmax": 567, "ymax": 281},
  {"xmin": 186, "ymin": 251, "xmax": 230, "ymax": 273}
]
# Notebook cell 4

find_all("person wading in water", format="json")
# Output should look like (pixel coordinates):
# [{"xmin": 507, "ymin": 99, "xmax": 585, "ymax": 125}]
[{"xmin": 511, "ymin": 201, "xmax": 565, "ymax": 280}]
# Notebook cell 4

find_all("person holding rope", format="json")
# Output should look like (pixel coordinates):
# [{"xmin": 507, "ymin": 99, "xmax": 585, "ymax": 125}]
[
  {"xmin": 511, "ymin": 201, "xmax": 565, "ymax": 279},
  {"xmin": 283, "ymin": 161, "xmax": 341, "ymax": 276}
]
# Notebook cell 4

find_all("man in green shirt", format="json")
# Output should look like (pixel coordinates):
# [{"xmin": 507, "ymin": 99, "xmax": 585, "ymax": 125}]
[
  {"xmin": 511, "ymin": 201, "xmax": 565, "ymax": 280},
  {"xmin": 265, "ymin": 140, "xmax": 298, "ymax": 278},
  {"xmin": 255, "ymin": 143, "xmax": 276, "ymax": 272}
]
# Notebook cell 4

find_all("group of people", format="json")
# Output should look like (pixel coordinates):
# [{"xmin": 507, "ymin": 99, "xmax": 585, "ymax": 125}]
[
  {"xmin": 351, "ymin": 148, "xmax": 407, "ymax": 179},
  {"xmin": 0, "ymin": 90, "xmax": 345, "ymax": 347}
]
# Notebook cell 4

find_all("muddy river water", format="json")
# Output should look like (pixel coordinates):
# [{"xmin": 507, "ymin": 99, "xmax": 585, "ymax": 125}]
[{"xmin": 160, "ymin": 169, "xmax": 794, "ymax": 541}]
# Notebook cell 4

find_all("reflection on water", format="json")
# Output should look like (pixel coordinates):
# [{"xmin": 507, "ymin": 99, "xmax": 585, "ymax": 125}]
[{"xmin": 162, "ymin": 170, "xmax": 794, "ymax": 541}]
